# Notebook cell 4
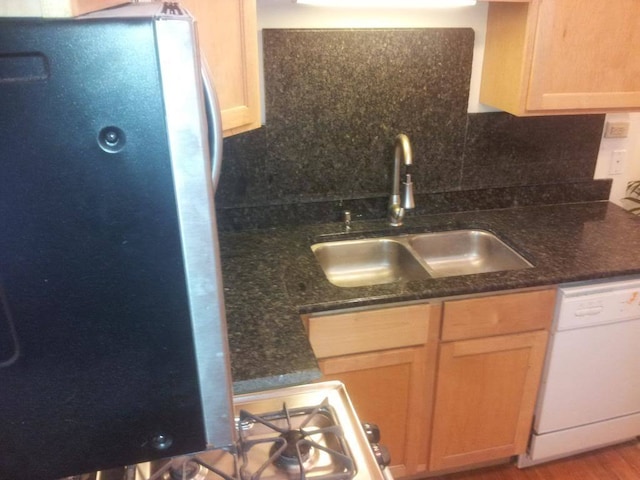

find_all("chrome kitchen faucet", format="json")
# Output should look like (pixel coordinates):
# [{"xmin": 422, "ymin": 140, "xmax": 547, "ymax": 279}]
[{"xmin": 388, "ymin": 133, "xmax": 415, "ymax": 226}]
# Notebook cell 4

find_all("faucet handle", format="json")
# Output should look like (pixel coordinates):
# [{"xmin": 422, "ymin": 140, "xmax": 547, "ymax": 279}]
[{"xmin": 402, "ymin": 173, "xmax": 415, "ymax": 210}]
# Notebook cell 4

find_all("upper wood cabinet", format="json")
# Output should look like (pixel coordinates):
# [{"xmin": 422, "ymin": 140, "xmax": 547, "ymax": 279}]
[
  {"xmin": 180, "ymin": 0, "xmax": 261, "ymax": 136},
  {"xmin": 0, "ymin": 0, "xmax": 125, "ymax": 17},
  {"xmin": 480, "ymin": 0, "xmax": 640, "ymax": 115}
]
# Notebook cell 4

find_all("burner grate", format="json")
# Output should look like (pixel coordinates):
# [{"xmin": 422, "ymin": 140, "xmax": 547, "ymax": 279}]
[
  {"xmin": 144, "ymin": 454, "xmax": 237, "ymax": 480},
  {"xmin": 237, "ymin": 399, "xmax": 355, "ymax": 480}
]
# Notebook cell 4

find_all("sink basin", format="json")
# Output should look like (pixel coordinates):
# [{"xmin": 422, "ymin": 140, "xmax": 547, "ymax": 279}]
[
  {"xmin": 311, "ymin": 238, "xmax": 430, "ymax": 288},
  {"xmin": 312, "ymin": 229, "xmax": 532, "ymax": 287},
  {"xmin": 409, "ymin": 229, "xmax": 532, "ymax": 277}
]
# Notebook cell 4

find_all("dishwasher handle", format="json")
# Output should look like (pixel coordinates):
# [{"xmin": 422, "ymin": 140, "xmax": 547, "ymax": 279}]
[{"xmin": 556, "ymin": 279, "xmax": 640, "ymax": 331}]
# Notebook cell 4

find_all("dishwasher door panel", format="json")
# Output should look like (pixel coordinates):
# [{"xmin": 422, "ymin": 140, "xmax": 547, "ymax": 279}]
[{"xmin": 534, "ymin": 317, "xmax": 640, "ymax": 434}]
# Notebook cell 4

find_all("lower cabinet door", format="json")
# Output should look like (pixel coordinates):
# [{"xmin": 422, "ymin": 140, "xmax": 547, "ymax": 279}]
[
  {"xmin": 319, "ymin": 347, "xmax": 431, "ymax": 478},
  {"xmin": 429, "ymin": 330, "xmax": 548, "ymax": 471}
]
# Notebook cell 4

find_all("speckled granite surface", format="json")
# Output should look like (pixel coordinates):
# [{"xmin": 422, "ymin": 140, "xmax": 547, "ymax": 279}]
[
  {"xmin": 216, "ymin": 28, "xmax": 606, "ymax": 218},
  {"xmin": 262, "ymin": 28, "xmax": 473, "ymax": 199},
  {"xmin": 462, "ymin": 113, "xmax": 604, "ymax": 189},
  {"xmin": 221, "ymin": 201, "xmax": 640, "ymax": 394},
  {"xmin": 216, "ymin": 179, "xmax": 612, "ymax": 232}
]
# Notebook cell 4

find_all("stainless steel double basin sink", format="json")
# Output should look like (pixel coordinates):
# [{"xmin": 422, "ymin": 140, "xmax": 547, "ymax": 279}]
[{"xmin": 311, "ymin": 229, "xmax": 532, "ymax": 288}]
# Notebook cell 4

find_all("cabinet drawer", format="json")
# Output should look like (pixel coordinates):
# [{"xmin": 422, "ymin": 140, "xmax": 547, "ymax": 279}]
[
  {"xmin": 442, "ymin": 289, "xmax": 556, "ymax": 341},
  {"xmin": 306, "ymin": 304, "xmax": 434, "ymax": 358}
]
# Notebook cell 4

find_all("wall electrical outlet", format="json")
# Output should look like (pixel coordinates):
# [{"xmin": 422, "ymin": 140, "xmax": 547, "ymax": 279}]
[
  {"xmin": 608, "ymin": 149, "xmax": 627, "ymax": 175},
  {"xmin": 604, "ymin": 121, "xmax": 630, "ymax": 138}
]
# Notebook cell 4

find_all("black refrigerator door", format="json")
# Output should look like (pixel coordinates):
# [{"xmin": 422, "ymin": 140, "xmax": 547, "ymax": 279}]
[{"xmin": 0, "ymin": 14, "xmax": 218, "ymax": 479}]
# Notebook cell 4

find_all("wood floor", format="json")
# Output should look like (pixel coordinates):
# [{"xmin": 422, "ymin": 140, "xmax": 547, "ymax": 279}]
[{"xmin": 431, "ymin": 440, "xmax": 640, "ymax": 480}]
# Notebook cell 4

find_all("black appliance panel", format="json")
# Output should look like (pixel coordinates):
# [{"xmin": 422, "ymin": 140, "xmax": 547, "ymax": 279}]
[{"xmin": 0, "ymin": 16, "xmax": 206, "ymax": 479}]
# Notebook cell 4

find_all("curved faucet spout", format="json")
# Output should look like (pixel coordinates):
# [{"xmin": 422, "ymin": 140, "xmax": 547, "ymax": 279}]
[{"xmin": 388, "ymin": 133, "xmax": 415, "ymax": 227}]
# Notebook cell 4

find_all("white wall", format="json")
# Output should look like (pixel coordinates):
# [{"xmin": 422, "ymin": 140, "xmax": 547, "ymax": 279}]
[
  {"xmin": 594, "ymin": 113, "xmax": 640, "ymax": 206},
  {"xmin": 256, "ymin": 0, "xmax": 640, "ymax": 205}
]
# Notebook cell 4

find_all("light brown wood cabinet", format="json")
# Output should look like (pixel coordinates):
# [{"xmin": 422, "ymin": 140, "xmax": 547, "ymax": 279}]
[
  {"xmin": 428, "ymin": 289, "xmax": 556, "ymax": 472},
  {"xmin": 305, "ymin": 304, "xmax": 440, "ymax": 478},
  {"xmin": 480, "ymin": 0, "xmax": 640, "ymax": 115},
  {"xmin": 180, "ymin": 0, "xmax": 261, "ymax": 136},
  {"xmin": 305, "ymin": 289, "xmax": 556, "ymax": 478},
  {"xmin": 0, "ymin": 0, "xmax": 125, "ymax": 17}
]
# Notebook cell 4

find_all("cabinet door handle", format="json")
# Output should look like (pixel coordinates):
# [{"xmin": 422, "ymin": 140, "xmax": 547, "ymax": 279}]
[{"xmin": 0, "ymin": 280, "xmax": 20, "ymax": 368}]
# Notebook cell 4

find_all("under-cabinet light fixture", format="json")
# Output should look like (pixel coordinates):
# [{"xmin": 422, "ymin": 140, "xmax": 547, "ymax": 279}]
[{"xmin": 294, "ymin": 0, "xmax": 477, "ymax": 8}]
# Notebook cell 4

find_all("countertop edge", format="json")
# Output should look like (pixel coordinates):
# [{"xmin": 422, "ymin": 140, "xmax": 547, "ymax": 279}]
[{"xmin": 232, "ymin": 369, "xmax": 322, "ymax": 395}]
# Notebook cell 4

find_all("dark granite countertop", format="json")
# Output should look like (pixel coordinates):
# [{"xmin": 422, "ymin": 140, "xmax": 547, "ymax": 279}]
[{"xmin": 219, "ymin": 201, "xmax": 640, "ymax": 394}]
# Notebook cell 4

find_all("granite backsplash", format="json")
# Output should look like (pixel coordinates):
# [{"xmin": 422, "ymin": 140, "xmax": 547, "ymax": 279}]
[{"xmin": 215, "ymin": 28, "xmax": 610, "ymax": 232}]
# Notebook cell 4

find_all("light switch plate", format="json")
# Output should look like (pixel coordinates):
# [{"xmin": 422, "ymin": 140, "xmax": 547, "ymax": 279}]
[
  {"xmin": 609, "ymin": 149, "xmax": 627, "ymax": 175},
  {"xmin": 604, "ymin": 121, "xmax": 630, "ymax": 138}
]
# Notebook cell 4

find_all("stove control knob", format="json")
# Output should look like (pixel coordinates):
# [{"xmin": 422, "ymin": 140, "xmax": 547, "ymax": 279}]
[
  {"xmin": 362, "ymin": 422, "xmax": 381, "ymax": 443},
  {"xmin": 371, "ymin": 443, "xmax": 391, "ymax": 468}
]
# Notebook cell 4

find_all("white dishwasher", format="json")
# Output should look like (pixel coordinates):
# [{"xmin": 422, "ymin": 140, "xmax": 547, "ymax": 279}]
[{"xmin": 518, "ymin": 276, "xmax": 640, "ymax": 467}]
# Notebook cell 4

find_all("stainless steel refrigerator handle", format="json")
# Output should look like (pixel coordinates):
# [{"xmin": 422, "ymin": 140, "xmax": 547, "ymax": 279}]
[
  {"xmin": 201, "ymin": 61, "xmax": 223, "ymax": 192},
  {"xmin": 0, "ymin": 281, "xmax": 20, "ymax": 368}
]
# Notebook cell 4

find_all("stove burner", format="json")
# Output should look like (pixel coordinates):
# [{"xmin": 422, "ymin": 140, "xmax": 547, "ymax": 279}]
[
  {"xmin": 167, "ymin": 460, "xmax": 203, "ymax": 480},
  {"xmin": 280, "ymin": 430, "xmax": 310, "ymax": 460},
  {"xmin": 269, "ymin": 430, "xmax": 315, "ymax": 472}
]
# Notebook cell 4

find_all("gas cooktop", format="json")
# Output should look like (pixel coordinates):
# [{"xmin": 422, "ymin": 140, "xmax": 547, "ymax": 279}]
[{"xmin": 85, "ymin": 382, "xmax": 390, "ymax": 480}]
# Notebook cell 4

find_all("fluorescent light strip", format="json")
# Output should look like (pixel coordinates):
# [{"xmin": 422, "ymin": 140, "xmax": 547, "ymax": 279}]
[{"xmin": 295, "ymin": 0, "xmax": 477, "ymax": 8}]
